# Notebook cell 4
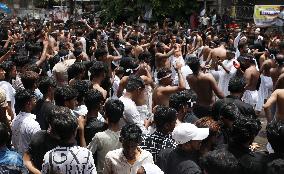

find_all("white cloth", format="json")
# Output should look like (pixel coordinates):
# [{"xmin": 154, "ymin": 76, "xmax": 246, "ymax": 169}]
[
  {"xmin": 119, "ymin": 96, "xmax": 149, "ymax": 134},
  {"xmin": 52, "ymin": 59, "xmax": 76, "ymax": 86},
  {"xmin": 78, "ymin": 37, "xmax": 87, "ymax": 53},
  {"xmin": 242, "ymin": 90, "xmax": 258, "ymax": 107},
  {"xmin": 74, "ymin": 104, "xmax": 88, "ymax": 116},
  {"xmin": 0, "ymin": 81, "xmax": 15, "ymax": 115},
  {"xmin": 255, "ymin": 75, "xmax": 273, "ymax": 112},
  {"xmin": 218, "ymin": 59, "xmax": 237, "ymax": 96},
  {"xmin": 169, "ymin": 55, "xmax": 185, "ymax": 85},
  {"xmin": 42, "ymin": 146, "xmax": 97, "ymax": 174},
  {"xmin": 143, "ymin": 163, "xmax": 164, "ymax": 174},
  {"xmin": 112, "ymin": 75, "xmax": 120, "ymax": 99},
  {"xmin": 11, "ymin": 112, "xmax": 41, "ymax": 155},
  {"xmin": 103, "ymin": 148, "xmax": 154, "ymax": 174},
  {"xmin": 181, "ymin": 65, "xmax": 192, "ymax": 89},
  {"xmin": 88, "ymin": 129, "xmax": 122, "ymax": 174}
]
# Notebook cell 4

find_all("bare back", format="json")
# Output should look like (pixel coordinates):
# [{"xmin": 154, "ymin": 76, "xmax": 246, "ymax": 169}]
[
  {"xmin": 244, "ymin": 66, "xmax": 260, "ymax": 91},
  {"xmin": 270, "ymin": 66, "xmax": 284, "ymax": 87},
  {"xmin": 187, "ymin": 73, "xmax": 215, "ymax": 106},
  {"xmin": 152, "ymin": 86, "xmax": 171, "ymax": 108},
  {"xmin": 155, "ymin": 53, "xmax": 170, "ymax": 69}
]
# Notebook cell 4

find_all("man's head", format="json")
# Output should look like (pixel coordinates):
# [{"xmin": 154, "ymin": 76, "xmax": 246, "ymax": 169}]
[
  {"xmin": 104, "ymin": 99, "xmax": 124, "ymax": 124},
  {"xmin": 154, "ymin": 105, "xmax": 177, "ymax": 134},
  {"xmin": 67, "ymin": 62, "xmax": 86, "ymax": 80},
  {"xmin": 54, "ymin": 86, "xmax": 78, "ymax": 110},
  {"xmin": 0, "ymin": 64, "xmax": 6, "ymax": 80},
  {"xmin": 200, "ymin": 149, "xmax": 241, "ymax": 174},
  {"xmin": 49, "ymin": 106, "xmax": 78, "ymax": 144},
  {"xmin": 219, "ymin": 103, "xmax": 240, "ymax": 128},
  {"xmin": 187, "ymin": 56, "xmax": 200, "ymax": 75},
  {"xmin": 21, "ymin": 71, "xmax": 39, "ymax": 91},
  {"xmin": 89, "ymin": 61, "xmax": 106, "ymax": 81},
  {"xmin": 156, "ymin": 42, "xmax": 166, "ymax": 53},
  {"xmin": 125, "ymin": 75, "xmax": 145, "ymax": 98},
  {"xmin": 120, "ymin": 124, "xmax": 143, "ymax": 160},
  {"xmin": 84, "ymin": 89, "xmax": 104, "ymax": 112},
  {"xmin": 238, "ymin": 40, "xmax": 249, "ymax": 55},
  {"xmin": 275, "ymin": 54, "xmax": 284, "ymax": 66},
  {"xmin": 71, "ymin": 80, "xmax": 92, "ymax": 104},
  {"xmin": 38, "ymin": 76, "xmax": 57, "ymax": 97},
  {"xmin": 266, "ymin": 120, "xmax": 284, "ymax": 154},
  {"xmin": 172, "ymin": 123, "xmax": 209, "ymax": 152},
  {"xmin": 0, "ymin": 61, "xmax": 16, "ymax": 80},
  {"xmin": 195, "ymin": 117, "xmax": 220, "ymax": 151},
  {"xmin": 230, "ymin": 116, "xmax": 261, "ymax": 146},
  {"xmin": 95, "ymin": 48, "xmax": 108, "ymax": 62},
  {"xmin": 15, "ymin": 89, "xmax": 36, "ymax": 114},
  {"xmin": 157, "ymin": 68, "xmax": 172, "ymax": 85},
  {"xmin": 228, "ymin": 76, "xmax": 246, "ymax": 96}
]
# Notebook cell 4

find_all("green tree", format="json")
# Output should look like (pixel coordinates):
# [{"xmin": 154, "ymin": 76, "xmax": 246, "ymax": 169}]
[{"xmin": 100, "ymin": 0, "xmax": 199, "ymax": 23}]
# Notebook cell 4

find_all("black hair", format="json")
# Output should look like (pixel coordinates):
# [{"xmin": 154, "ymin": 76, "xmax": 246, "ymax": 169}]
[
  {"xmin": 228, "ymin": 76, "xmax": 246, "ymax": 93},
  {"xmin": 187, "ymin": 56, "xmax": 200, "ymax": 74},
  {"xmin": 21, "ymin": 71, "xmax": 39, "ymax": 90},
  {"xmin": 169, "ymin": 89, "xmax": 196, "ymax": 111},
  {"xmin": 120, "ymin": 124, "xmax": 142, "ymax": 144},
  {"xmin": 104, "ymin": 99, "xmax": 124, "ymax": 123},
  {"xmin": 238, "ymin": 40, "xmax": 247, "ymax": 51},
  {"xmin": 71, "ymin": 80, "xmax": 92, "ymax": 104},
  {"xmin": 266, "ymin": 120, "xmax": 284, "ymax": 154},
  {"xmin": 267, "ymin": 159, "xmax": 284, "ymax": 174},
  {"xmin": 0, "ymin": 122, "xmax": 9, "ymax": 146},
  {"xmin": 73, "ymin": 48, "xmax": 83, "ymax": 58},
  {"xmin": 157, "ymin": 68, "xmax": 172, "ymax": 80},
  {"xmin": 138, "ymin": 51, "xmax": 152, "ymax": 63},
  {"xmin": 24, "ymin": 63, "xmax": 41, "ymax": 74},
  {"xmin": 230, "ymin": 116, "xmax": 261, "ymax": 145},
  {"xmin": 67, "ymin": 62, "xmax": 86, "ymax": 80},
  {"xmin": 125, "ymin": 75, "xmax": 145, "ymax": 92},
  {"xmin": 84, "ymin": 89, "xmax": 104, "ymax": 111},
  {"xmin": 220, "ymin": 103, "xmax": 240, "ymax": 121},
  {"xmin": 38, "ymin": 76, "xmax": 56, "ymax": 95},
  {"xmin": 54, "ymin": 86, "xmax": 78, "ymax": 106},
  {"xmin": 154, "ymin": 105, "xmax": 177, "ymax": 131},
  {"xmin": 15, "ymin": 88, "xmax": 34, "ymax": 114},
  {"xmin": 200, "ymin": 148, "xmax": 241, "ymax": 174},
  {"xmin": 12, "ymin": 54, "xmax": 30, "ymax": 68},
  {"xmin": 0, "ymin": 61, "xmax": 15, "ymax": 80},
  {"xmin": 89, "ymin": 61, "xmax": 105, "ymax": 80},
  {"xmin": 49, "ymin": 106, "xmax": 77, "ymax": 143},
  {"xmin": 94, "ymin": 48, "xmax": 108, "ymax": 60}
]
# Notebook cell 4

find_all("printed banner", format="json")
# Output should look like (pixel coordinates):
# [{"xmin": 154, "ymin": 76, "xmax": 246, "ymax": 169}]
[{"xmin": 254, "ymin": 5, "xmax": 284, "ymax": 27}]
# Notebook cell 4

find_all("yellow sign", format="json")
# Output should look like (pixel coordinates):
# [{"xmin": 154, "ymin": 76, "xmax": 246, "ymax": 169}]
[{"xmin": 254, "ymin": 5, "xmax": 284, "ymax": 26}]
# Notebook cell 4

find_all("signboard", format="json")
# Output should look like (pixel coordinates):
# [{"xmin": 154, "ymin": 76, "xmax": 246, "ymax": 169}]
[{"xmin": 254, "ymin": 5, "xmax": 284, "ymax": 27}]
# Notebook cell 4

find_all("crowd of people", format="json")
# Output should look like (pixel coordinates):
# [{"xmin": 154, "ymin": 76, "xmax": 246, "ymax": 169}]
[{"xmin": 0, "ymin": 9, "xmax": 284, "ymax": 174}]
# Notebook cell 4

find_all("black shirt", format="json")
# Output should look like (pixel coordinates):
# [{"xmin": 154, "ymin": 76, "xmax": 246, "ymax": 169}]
[
  {"xmin": 158, "ymin": 148, "xmax": 201, "ymax": 174},
  {"xmin": 27, "ymin": 130, "xmax": 58, "ymax": 170},
  {"xmin": 227, "ymin": 143, "xmax": 268, "ymax": 174},
  {"xmin": 84, "ymin": 117, "xmax": 107, "ymax": 145},
  {"xmin": 212, "ymin": 95, "xmax": 256, "ymax": 120},
  {"xmin": 34, "ymin": 100, "xmax": 54, "ymax": 130}
]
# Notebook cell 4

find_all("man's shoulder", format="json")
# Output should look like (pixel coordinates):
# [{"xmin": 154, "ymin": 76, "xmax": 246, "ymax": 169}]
[{"xmin": 105, "ymin": 148, "xmax": 122, "ymax": 159}]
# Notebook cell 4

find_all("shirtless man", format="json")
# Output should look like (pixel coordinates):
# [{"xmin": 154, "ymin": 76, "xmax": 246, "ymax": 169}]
[
  {"xmin": 152, "ymin": 63, "xmax": 186, "ymax": 108},
  {"xmin": 270, "ymin": 54, "xmax": 284, "ymax": 88},
  {"xmin": 263, "ymin": 89, "xmax": 284, "ymax": 122},
  {"xmin": 238, "ymin": 55, "xmax": 260, "ymax": 107},
  {"xmin": 190, "ymin": 31, "xmax": 203, "ymax": 54},
  {"xmin": 89, "ymin": 61, "xmax": 108, "ymax": 99},
  {"xmin": 206, "ymin": 42, "xmax": 227, "ymax": 70},
  {"xmin": 187, "ymin": 56, "xmax": 224, "ymax": 118},
  {"xmin": 155, "ymin": 42, "xmax": 176, "ymax": 70}
]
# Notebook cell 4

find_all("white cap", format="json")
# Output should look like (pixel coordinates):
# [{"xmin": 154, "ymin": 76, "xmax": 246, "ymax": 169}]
[
  {"xmin": 143, "ymin": 163, "xmax": 164, "ymax": 174},
  {"xmin": 172, "ymin": 123, "xmax": 209, "ymax": 144}
]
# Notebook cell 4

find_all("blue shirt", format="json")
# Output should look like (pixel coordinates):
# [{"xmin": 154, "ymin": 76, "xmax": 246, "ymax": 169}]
[{"xmin": 0, "ymin": 148, "xmax": 25, "ymax": 174}]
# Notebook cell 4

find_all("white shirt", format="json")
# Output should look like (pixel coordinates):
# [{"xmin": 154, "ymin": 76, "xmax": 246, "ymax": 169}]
[
  {"xmin": 88, "ymin": 129, "xmax": 122, "ymax": 174},
  {"xmin": 11, "ymin": 112, "xmax": 41, "ymax": 155},
  {"xmin": 79, "ymin": 37, "xmax": 87, "ymax": 53},
  {"xmin": 42, "ymin": 146, "xmax": 97, "ymax": 174},
  {"xmin": 119, "ymin": 96, "xmax": 149, "ymax": 134},
  {"xmin": 0, "ymin": 81, "xmax": 15, "ymax": 115},
  {"xmin": 103, "ymin": 148, "xmax": 154, "ymax": 174},
  {"xmin": 181, "ymin": 65, "xmax": 193, "ymax": 89},
  {"xmin": 112, "ymin": 75, "xmax": 120, "ymax": 99}
]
